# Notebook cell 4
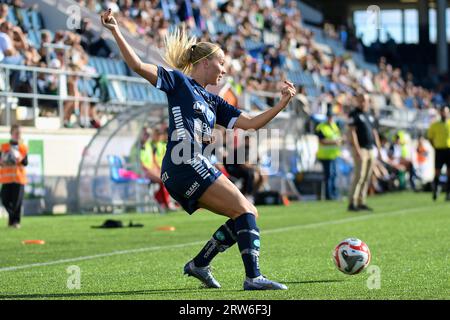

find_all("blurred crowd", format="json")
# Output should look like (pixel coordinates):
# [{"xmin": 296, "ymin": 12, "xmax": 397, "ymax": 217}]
[
  {"xmin": 1, "ymin": 0, "xmax": 449, "ymax": 130},
  {"xmin": 76, "ymin": 0, "xmax": 448, "ymax": 118},
  {"xmin": 0, "ymin": 0, "xmax": 105, "ymax": 127}
]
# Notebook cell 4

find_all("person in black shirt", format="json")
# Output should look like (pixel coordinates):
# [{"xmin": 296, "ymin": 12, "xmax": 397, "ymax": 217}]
[
  {"xmin": 224, "ymin": 136, "xmax": 257, "ymax": 203},
  {"xmin": 347, "ymin": 93, "xmax": 382, "ymax": 211}
]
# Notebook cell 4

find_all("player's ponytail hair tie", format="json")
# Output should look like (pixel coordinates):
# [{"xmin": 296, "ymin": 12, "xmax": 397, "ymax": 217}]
[{"xmin": 189, "ymin": 44, "xmax": 197, "ymax": 62}]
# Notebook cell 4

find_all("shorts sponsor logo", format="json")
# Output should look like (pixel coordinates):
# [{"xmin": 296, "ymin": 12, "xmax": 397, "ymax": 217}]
[
  {"xmin": 185, "ymin": 181, "xmax": 200, "ymax": 198},
  {"xmin": 161, "ymin": 172, "xmax": 169, "ymax": 183}
]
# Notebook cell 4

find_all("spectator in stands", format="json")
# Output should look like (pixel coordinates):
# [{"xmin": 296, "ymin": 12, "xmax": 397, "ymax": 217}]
[
  {"xmin": 0, "ymin": 20, "xmax": 39, "ymax": 102},
  {"xmin": 48, "ymin": 47, "xmax": 79, "ymax": 128},
  {"xmin": 38, "ymin": 30, "xmax": 55, "ymax": 64},
  {"xmin": 0, "ymin": 21, "xmax": 24, "ymax": 65},
  {"xmin": 52, "ymin": 30, "xmax": 66, "ymax": 45},
  {"xmin": 347, "ymin": 93, "xmax": 382, "ymax": 212},
  {"xmin": 427, "ymin": 106, "xmax": 450, "ymax": 201},
  {"xmin": 293, "ymin": 85, "xmax": 311, "ymax": 115},
  {"xmin": 0, "ymin": 124, "xmax": 28, "ymax": 229},
  {"xmin": 77, "ymin": 18, "xmax": 113, "ymax": 58},
  {"xmin": 37, "ymin": 60, "xmax": 58, "ymax": 114},
  {"xmin": 60, "ymin": 32, "xmax": 91, "ymax": 127},
  {"xmin": 0, "ymin": 4, "xmax": 8, "ymax": 25},
  {"xmin": 71, "ymin": 0, "xmax": 447, "ymax": 118},
  {"xmin": 315, "ymin": 105, "xmax": 342, "ymax": 200}
]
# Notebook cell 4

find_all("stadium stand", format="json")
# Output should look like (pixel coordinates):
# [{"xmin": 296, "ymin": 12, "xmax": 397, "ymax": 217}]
[
  {"xmin": 0, "ymin": 0, "xmax": 444, "ymax": 132},
  {"xmin": 0, "ymin": 0, "xmax": 444, "ymax": 213}
]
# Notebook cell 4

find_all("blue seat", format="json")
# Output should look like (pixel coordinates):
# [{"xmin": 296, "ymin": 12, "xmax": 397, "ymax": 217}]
[
  {"xmin": 301, "ymin": 72, "xmax": 314, "ymax": 87},
  {"xmin": 108, "ymin": 155, "xmax": 130, "ymax": 183},
  {"xmin": 98, "ymin": 57, "xmax": 111, "ymax": 74},
  {"xmin": 27, "ymin": 29, "xmax": 40, "ymax": 48},
  {"xmin": 94, "ymin": 57, "xmax": 107, "ymax": 74},
  {"xmin": 286, "ymin": 70, "xmax": 302, "ymax": 85},
  {"xmin": 131, "ymin": 84, "xmax": 143, "ymax": 100},
  {"xmin": 105, "ymin": 59, "xmax": 118, "ymax": 74},
  {"xmin": 87, "ymin": 57, "xmax": 96, "ymax": 69},
  {"xmin": 18, "ymin": 8, "xmax": 32, "ymax": 31},
  {"xmin": 305, "ymin": 86, "xmax": 319, "ymax": 97},
  {"xmin": 116, "ymin": 61, "xmax": 128, "ymax": 75},
  {"xmin": 139, "ymin": 84, "xmax": 150, "ymax": 101},
  {"xmin": 30, "ymin": 11, "xmax": 43, "ymax": 30},
  {"xmin": 109, "ymin": 82, "xmax": 119, "ymax": 100},
  {"xmin": 214, "ymin": 21, "xmax": 235, "ymax": 35},
  {"xmin": 89, "ymin": 79, "xmax": 100, "ymax": 98},
  {"xmin": 121, "ymin": 82, "xmax": 137, "ymax": 101},
  {"xmin": 7, "ymin": 7, "xmax": 18, "ymax": 26},
  {"xmin": 79, "ymin": 78, "xmax": 94, "ymax": 97},
  {"xmin": 285, "ymin": 58, "xmax": 301, "ymax": 71},
  {"xmin": 244, "ymin": 39, "xmax": 265, "ymax": 52}
]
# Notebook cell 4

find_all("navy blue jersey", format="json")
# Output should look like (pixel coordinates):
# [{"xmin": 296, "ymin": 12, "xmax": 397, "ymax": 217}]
[
  {"xmin": 154, "ymin": 66, "xmax": 242, "ymax": 214},
  {"xmin": 156, "ymin": 66, "xmax": 242, "ymax": 161}
]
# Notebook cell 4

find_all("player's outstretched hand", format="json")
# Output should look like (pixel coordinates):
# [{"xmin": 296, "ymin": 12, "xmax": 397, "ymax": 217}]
[
  {"xmin": 281, "ymin": 80, "xmax": 296, "ymax": 101},
  {"xmin": 101, "ymin": 8, "xmax": 118, "ymax": 32}
]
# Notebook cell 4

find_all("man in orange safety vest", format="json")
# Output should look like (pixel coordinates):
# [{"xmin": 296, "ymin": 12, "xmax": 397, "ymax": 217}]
[{"xmin": 0, "ymin": 124, "xmax": 28, "ymax": 228}]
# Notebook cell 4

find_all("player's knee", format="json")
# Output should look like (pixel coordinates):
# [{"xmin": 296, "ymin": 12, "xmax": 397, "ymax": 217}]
[
  {"xmin": 231, "ymin": 204, "xmax": 258, "ymax": 219},
  {"xmin": 250, "ymin": 205, "xmax": 259, "ymax": 219}
]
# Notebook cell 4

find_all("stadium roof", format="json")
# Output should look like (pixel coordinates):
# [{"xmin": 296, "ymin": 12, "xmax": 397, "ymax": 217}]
[{"xmin": 304, "ymin": 0, "xmax": 450, "ymax": 25}]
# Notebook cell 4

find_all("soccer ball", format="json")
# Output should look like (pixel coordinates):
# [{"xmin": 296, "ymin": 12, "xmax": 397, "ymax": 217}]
[{"xmin": 333, "ymin": 238, "xmax": 371, "ymax": 275}]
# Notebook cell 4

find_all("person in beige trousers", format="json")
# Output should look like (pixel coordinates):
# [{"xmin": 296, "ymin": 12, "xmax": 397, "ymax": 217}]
[{"xmin": 347, "ymin": 94, "xmax": 382, "ymax": 212}]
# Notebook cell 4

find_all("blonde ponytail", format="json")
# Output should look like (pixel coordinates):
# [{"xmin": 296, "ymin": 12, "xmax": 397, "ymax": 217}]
[
  {"xmin": 163, "ymin": 26, "xmax": 197, "ymax": 74},
  {"xmin": 163, "ymin": 25, "xmax": 221, "ymax": 75}
]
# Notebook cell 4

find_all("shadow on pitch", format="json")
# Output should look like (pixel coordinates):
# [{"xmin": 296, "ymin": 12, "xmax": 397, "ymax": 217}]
[
  {"xmin": 0, "ymin": 287, "xmax": 241, "ymax": 299},
  {"xmin": 283, "ymin": 279, "xmax": 345, "ymax": 285}
]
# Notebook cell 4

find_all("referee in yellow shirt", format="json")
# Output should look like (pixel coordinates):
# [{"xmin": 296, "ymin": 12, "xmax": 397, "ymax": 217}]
[{"xmin": 427, "ymin": 106, "xmax": 450, "ymax": 201}]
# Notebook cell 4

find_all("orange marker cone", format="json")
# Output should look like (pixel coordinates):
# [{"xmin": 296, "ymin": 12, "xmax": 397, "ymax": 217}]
[
  {"xmin": 22, "ymin": 240, "xmax": 45, "ymax": 245},
  {"xmin": 156, "ymin": 226, "xmax": 176, "ymax": 231}
]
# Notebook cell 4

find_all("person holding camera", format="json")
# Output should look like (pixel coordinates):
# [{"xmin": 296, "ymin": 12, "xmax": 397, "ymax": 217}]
[{"xmin": 0, "ymin": 125, "xmax": 28, "ymax": 228}]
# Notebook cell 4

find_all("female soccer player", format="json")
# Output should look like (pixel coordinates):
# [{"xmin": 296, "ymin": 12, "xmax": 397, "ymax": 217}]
[{"xmin": 101, "ymin": 8, "xmax": 296, "ymax": 290}]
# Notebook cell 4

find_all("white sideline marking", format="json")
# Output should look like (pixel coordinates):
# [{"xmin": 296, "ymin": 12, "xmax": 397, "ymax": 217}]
[{"xmin": 0, "ymin": 206, "xmax": 428, "ymax": 272}]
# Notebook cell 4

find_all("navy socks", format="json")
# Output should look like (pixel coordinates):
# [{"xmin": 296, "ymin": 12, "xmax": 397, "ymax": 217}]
[
  {"xmin": 234, "ymin": 213, "xmax": 261, "ymax": 278},
  {"xmin": 192, "ymin": 213, "xmax": 262, "ymax": 279},
  {"xmin": 193, "ymin": 218, "xmax": 237, "ymax": 267}
]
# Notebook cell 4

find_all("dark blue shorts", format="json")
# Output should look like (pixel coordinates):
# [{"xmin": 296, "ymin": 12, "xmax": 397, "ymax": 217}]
[{"xmin": 161, "ymin": 154, "xmax": 222, "ymax": 214}]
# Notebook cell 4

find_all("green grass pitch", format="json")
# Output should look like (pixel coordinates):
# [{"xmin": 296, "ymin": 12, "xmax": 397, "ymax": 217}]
[{"xmin": 0, "ymin": 192, "xmax": 448, "ymax": 300}]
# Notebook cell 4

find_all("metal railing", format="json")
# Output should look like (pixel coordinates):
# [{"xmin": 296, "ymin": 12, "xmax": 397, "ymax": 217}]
[
  {"xmin": 0, "ymin": 63, "xmax": 162, "ymax": 127},
  {"xmin": 1, "ymin": 63, "xmax": 432, "ymax": 132}
]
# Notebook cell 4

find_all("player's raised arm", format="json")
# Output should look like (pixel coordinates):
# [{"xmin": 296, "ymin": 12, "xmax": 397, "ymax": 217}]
[
  {"xmin": 234, "ymin": 81, "xmax": 296, "ymax": 130},
  {"xmin": 101, "ymin": 9, "xmax": 158, "ymax": 86}
]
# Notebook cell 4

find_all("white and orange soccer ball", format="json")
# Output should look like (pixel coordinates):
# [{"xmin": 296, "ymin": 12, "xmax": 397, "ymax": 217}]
[{"xmin": 333, "ymin": 238, "xmax": 371, "ymax": 275}]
